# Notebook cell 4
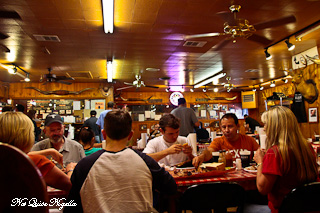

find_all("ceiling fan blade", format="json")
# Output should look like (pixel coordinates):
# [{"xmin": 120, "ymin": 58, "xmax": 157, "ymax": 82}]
[
  {"xmin": 0, "ymin": 32, "xmax": 9, "ymax": 40},
  {"xmin": 213, "ymin": 39, "xmax": 231, "ymax": 51},
  {"xmin": 56, "ymin": 80, "xmax": 72, "ymax": 85},
  {"xmin": 216, "ymin": 11, "xmax": 237, "ymax": 26},
  {"xmin": 247, "ymin": 33, "xmax": 273, "ymax": 45},
  {"xmin": 56, "ymin": 76, "xmax": 75, "ymax": 81},
  {"xmin": 0, "ymin": 10, "xmax": 21, "ymax": 19},
  {"xmin": 116, "ymin": 86, "xmax": 135, "ymax": 91},
  {"xmin": 145, "ymin": 85, "xmax": 159, "ymax": 89},
  {"xmin": 184, "ymin": 33, "xmax": 222, "ymax": 40},
  {"xmin": 124, "ymin": 82, "xmax": 134, "ymax": 86},
  {"xmin": 254, "ymin": 15, "xmax": 296, "ymax": 30}
]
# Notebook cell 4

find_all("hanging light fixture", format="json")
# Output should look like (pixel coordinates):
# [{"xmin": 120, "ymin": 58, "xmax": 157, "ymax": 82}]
[
  {"xmin": 24, "ymin": 73, "xmax": 30, "ymax": 82},
  {"xmin": 264, "ymin": 48, "xmax": 272, "ymax": 60},
  {"xmin": 285, "ymin": 39, "xmax": 295, "ymax": 51}
]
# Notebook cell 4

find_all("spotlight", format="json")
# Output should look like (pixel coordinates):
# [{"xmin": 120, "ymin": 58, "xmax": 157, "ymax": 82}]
[
  {"xmin": 285, "ymin": 39, "xmax": 295, "ymax": 51},
  {"xmin": 264, "ymin": 49, "xmax": 272, "ymax": 60},
  {"xmin": 283, "ymin": 71, "xmax": 288, "ymax": 76},
  {"xmin": 165, "ymin": 87, "xmax": 170, "ymax": 92},
  {"xmin": 202, "ymin": 86, "xmax": 207, "ymax": 92},
  {"xmin": 282, "ymin": 78, "xmax": 288, "ymax": 83},
  {"xmin": 213, "ymin": 88, "xmax": 219, "ymax": 92},
  {"xmin": 190, "ymin": 87, "xmax": 194, "ymax": 92},
  {"xmin": 270, "ymin": 81, "xmax": 276, "ymax": 87},
  {"xmin": 259, "ymin": 85, "xmax": 264, "ymax": 90},
  {"xmin": 252, "ymin": 87, "xmax": 256, "ymax": 92},
  {"xmin": 181, "ymin": 86, "xmax": 185, "ymax": 92},
  {"xmin": 24, "ymin": 73, "xmax": 30, "ymax": 82}
]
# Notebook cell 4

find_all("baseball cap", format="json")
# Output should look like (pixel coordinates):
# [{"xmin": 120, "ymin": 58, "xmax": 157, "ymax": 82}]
[{"xmin": 45, "ymin": 113, "xmax": 63, "ymax": 126}]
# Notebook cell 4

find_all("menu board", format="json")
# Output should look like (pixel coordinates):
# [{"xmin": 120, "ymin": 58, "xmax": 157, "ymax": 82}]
[{"xmin": 28, "ymin": 99, "xmax": 78, "ymax": 114}]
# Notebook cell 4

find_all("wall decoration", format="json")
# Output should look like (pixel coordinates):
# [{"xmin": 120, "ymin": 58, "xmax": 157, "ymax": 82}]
[
  {"xmin": 140, "ymin": 124, "xmax": 147, "ymax": 130},
  {"xmin": 169, "ymin": 92, "xmax": 184, "ymax": 106},
  {"xmin": 309, "ymin": 107, "xmax": 318, "ymax": 123}
]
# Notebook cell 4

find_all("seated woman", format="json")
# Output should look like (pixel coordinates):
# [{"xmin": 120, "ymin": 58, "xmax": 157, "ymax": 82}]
[
  {"xmin": 0, "ymin": 111, "xmax": 72, "ymax": 191},
  {"xmin": 79, "ymin": 126, "xmax": 102, "ymax": 156},
  {"xmin": 254, "ymin": 106, "xmax": 319, "ymax": 212}
]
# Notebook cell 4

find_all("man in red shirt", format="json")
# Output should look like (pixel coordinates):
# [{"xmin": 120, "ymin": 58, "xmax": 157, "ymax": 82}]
[{"xmin": 193, "ymin": 113, "xmax": 259, "ymax": 168}]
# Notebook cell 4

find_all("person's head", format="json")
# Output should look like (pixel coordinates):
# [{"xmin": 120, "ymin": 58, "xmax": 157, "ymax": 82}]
[
  {"xmin": 2, "ymin": 106, "xmax": 13, "ymax": 112},
  {"xmin": 79, "ymin": 126, "xmax": 95, "ymax": 147},
  {"xmin": 178, "ymin": 98, "xmax": 186, "ymax": 106},
  {"xmin": 154, "ymin": 124, "xmax": 160, "ymax": 130},
  {"xmin": 15, "ymin": 104, "xmax": 25, "ymax": 113},
  {"xmin": 103, "ymin": 109, "xmax": 132, "ymax": 140},
  {"xmin": 44, "ymin": 113, "xmax": 65, "ymax": 144},
  {"xmin": 0, "ymin": 111, "xmax": 34, "ymax": 153},
  {"xmin": 244, "ymin": 114, "xmax": 248, "ymax": 118},
  {"xmin": 220, "ymin": 113, "xmax": 239, "ymax": 141},
  {"xmin": 107, "ymin": 102, "xmax": 115, "ymax": 109},
  {"xmin": 27, "ymin": 109, "xmax": 36, "ymax": 119},
  {"xmin": 261, "ymin": 106, "xmax": 318, "ymax": 181},
  {"xmin": 159, "ymin": 114, "xmax": 180, "ymax": 143},
  {"xmin": 90, "ymin": 110, "xmax": 97, "ymax": 117}
]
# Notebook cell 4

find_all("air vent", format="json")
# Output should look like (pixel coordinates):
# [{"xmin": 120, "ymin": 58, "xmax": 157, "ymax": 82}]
[
  {"xmin": 183, "ymin": 41, "xmax": 207, "ymax": 47},
  {"xmin": 66, "ymin": 71, "xmax": 93, "ymax": 79},
  {"xmin": 33, "ymin": 34, "xmax": 61, "ymax": 42}
]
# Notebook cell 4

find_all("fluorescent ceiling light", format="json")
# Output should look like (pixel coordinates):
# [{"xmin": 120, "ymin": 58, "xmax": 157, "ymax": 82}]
[
  {"xmin": 102, "ymin": 0, "xmax": 114, "ymax": 33},
  {"xmin": 107, "ymin": 61, "xmax": 113, "ymax": 82},
  {"xmin": 194, "ymin": 72, "xmax": 226, "ymax": 88}
]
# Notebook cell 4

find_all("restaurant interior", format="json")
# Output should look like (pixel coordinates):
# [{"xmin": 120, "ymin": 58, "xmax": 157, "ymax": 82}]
[{"xmin": 1, "ymin": 0, "xmax": 320, "ymax": 212}]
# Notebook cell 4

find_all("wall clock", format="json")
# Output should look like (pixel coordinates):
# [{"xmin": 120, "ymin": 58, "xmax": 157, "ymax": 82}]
[{"xmin": 170, "ymin": 92, "xmax": 184, "ymax": 106}]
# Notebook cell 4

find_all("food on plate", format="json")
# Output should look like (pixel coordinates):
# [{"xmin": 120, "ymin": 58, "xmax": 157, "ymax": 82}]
[
  {"xmin": 174, "ymin": 160, "xmax": 193, "ymax": 168},
  {"xmin": 200, "ymin": 162, "xmax": 225, "ymax": 171},
  {"xmin": 169, "ymin": 167, "xmax": 209, "ymax": 178},
  {"xmin": 244, "ymin": 165, "xmax": 258, "ymax": 170}
]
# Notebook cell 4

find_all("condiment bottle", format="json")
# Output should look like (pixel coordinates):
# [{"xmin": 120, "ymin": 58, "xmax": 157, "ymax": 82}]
[
  {"xmin": 218, "ymin": 150, "xmax": 226, "ymax": 165},
  {"xmin": 225, "ymin": 151, "xmax": 233, "ymax": 167}
]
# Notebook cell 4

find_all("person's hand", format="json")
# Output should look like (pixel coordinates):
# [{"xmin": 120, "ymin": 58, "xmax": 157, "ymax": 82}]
[
  {"xmin": 253, "ymin": 148, "xmax": 266, "ymax": 164},
  {"xmin": 64, "ymin": 162, "xmax": 77, "ymax": 177},
  {"xmin": 192, "ymin": 155, "xmax": 204, "ymax": 169},
  {"xmin": 182, "ymin": 144, "xmax": 192, "ymax": 155},
  {"xmin": 47, "ymin": 148, "xmax": 63, "ymax": 168},
  {"xmin": 167, "ymin": 144, "xmax": 183, "ymax": 155}
]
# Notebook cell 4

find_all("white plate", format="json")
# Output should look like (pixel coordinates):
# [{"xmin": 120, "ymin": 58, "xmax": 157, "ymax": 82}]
[
  {"xmin": 176, "ymin": 167, "xmax": 195, "ymax": 170},
  {"xmin": 244, "ymin": 168, "xmax": 257, "ymax": 173},
  {"xmin": 313, "ymin": 141, "xmax": 320, "ymax": 145}
]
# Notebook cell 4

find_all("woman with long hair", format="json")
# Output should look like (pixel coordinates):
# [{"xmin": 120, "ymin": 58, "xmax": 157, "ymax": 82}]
[
  {"xmin": 79, "ymin": 126, "xmax": 102, "ymax": 156},
  {"xmin": 254, "ymin": 106, "xmax": 319, "ymax": 212}
]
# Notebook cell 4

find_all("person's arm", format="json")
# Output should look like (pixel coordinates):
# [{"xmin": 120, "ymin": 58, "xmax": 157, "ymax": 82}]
[
  {"xmin": 44, "ymin": 166, "xmax": 72, "ymax": 191},
  {"xmin": 29, "ymin": 148, "xmax": 63, "ymax": 167},
  {"xmin": 146, "ymin": 144, "xmax": 183, "ymax": 162},
  {"xmin": 192, "ymin": 147, "xmax": 214, "ymax": 168},
  {"xmin": 254, "ymin": 149, "xmax": 277, "ymax": 195}
]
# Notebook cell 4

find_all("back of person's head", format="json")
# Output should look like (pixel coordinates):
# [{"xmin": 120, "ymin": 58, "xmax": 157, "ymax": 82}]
[
  {"xmin": 107, "ymin": 102, "xmax": 115, "ymax": 108},
  {"xmin": 262, "ymin": 106, "xmax": 318, "ymax": 181},
  {"xmin": 90, "ymin": 110, "xmax": 97, "ymax": 116},
  {"xmin": 79, "ymin": 127, "xmax": 95, "ymax": 147},
  {"xmin": 243, "ymin": 114, "xmax": 248, "ymax": 118},
  {"xmin": 221, "ymin": 113, "xmax": 238, "ymax": 125},
  {"xmin": 159, "ymin": 114, "xmax": 180, "ymax": 132},
  {"xmin": 178, "ymin": 98, "xmax": 186, "ymax": 105},
  {"xmin": 27, "ymin": 109, "xmax": 36, "ymax": 119},
  {"xmin": 15, "ymin": 104, "xmax": 25, "ymax": 113},
  {"xmin": 0, "ymin": 111, "xmax": 34, "ymax": 153},
  {"xmin": 104, "ymin": 109, "xmax": 132, "ymax": 140},
  {"xmin": 2, "ymin": 106, "xmax": 13, "ymax": 112}
]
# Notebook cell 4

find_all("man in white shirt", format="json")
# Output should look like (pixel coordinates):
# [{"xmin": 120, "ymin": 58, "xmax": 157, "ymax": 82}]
[{"xmin": 143, "ymin": 114, "xmax": 196, "ymax": 166}]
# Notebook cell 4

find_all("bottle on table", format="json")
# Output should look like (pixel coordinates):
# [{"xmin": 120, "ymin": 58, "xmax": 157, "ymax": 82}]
[
  {"xmin": 218, "ymin": 150, "xmax": 226, "ymax": 165},
  {"xmin": 225, "ymin": 151, "xmax": 233, "ymax": 167}
]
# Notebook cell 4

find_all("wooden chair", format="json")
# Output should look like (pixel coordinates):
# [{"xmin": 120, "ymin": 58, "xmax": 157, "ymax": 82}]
[
  {"xmin": 0, "ymin": 143, "xmax": 48, "ymax": 213},
  {"xmin": 279, "ymin": 182, "xmax": 320, "ymax": 213},
  {"xmin": 179, "ymin": 182, "xmax": 245, "ymax": 213}
]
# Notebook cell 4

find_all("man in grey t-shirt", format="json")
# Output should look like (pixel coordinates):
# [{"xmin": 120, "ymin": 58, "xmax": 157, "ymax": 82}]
[{"xmin": 171, "ymin": 98, "xmax": 199, "ymax": 136}]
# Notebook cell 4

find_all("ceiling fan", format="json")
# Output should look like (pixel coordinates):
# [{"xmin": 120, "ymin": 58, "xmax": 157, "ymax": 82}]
[
  {"xmin": 0, "ymin": 10, "xmax": 21, "ymax": 40},
  {"xmin": 116, "ymin": 74, "xmax": 159, "ymax": 91},
  {"xmin": 208, "ymin": 77, "xmax": 249, "ymax": 92},
  {"xmin": 184, "ymin": 4, "xmax": 296, "ymax": 50},
  {"xmin": 40, "ymin": 68, "xmax": 75, "ymax": 85}
]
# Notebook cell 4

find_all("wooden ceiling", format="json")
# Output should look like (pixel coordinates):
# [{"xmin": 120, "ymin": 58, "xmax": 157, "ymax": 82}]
[{"xmin": 0, "ymin": 0, "xmax": 320, "ymax": 92}]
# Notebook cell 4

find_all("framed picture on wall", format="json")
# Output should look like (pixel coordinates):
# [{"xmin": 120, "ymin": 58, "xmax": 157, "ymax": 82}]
[
  {"xmin": 308, "ymin": 107, "xmax": 318, "ymax": 123},
  {"xmin": 139, "ymin": 124, "xmax": 147, "ymax": 130}
]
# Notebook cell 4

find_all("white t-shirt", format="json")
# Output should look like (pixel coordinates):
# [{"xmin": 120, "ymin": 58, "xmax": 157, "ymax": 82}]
[{"xmin": 143, "ymin": 136, "xmax": 196, "ymax": 166}]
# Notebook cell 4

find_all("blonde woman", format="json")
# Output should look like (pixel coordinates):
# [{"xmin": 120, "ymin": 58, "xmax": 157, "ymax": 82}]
[
  {"xmin": 254, "ymin": 106, "xmax": 319, "ymax": 213},
  {"xmin": 0, "ymin": 111, "xmax": 72, "ymax": 191}
]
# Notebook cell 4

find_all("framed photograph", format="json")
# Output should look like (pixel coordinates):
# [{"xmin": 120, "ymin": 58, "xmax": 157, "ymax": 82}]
[
  {"xmin": 212, "ymin": 104, "xmax": 219, "ymax": 110},
  {"xmin": 221, "ymin": 105, "xmax": 228, "ymax": 111},
  {"xmin": 309, "ymin": 107, "xmax": 318, "ymax": 123},
  {"xmin": 139, "ymin": 124, "xmax": 147, "ymax": 130},
  {"xmin": 204, "ymin": 123, "xmax": 210, "ymax": 128}
]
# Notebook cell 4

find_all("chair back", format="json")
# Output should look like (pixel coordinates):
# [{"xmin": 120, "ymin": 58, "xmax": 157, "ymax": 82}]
[
  {"xmin": 179, "ymin": 182, "xmax": 245, "ymax": 213},
  {"xmin": 279, "ymin": 182, "xmax": 320, "ymax": 213},
  {"xmin": 0, "ymin": 143, "xmax": 48, "ymax": 213}
]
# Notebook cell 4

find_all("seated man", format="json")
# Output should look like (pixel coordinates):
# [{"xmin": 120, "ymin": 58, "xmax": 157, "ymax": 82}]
[
  {"xmin": 65, "ymin": 110, "xmax": 177, "ymax": 212},
  {"xmin": 31, "ymin": 113, "xmax": 85, "ymax": 168},
  {"xmin": 143, "ymin": 114, "xmax": 196, "ymax": 166},
  {"xmin": 193, "ymin": 113, "xmax": 259, "ymax": 168}
]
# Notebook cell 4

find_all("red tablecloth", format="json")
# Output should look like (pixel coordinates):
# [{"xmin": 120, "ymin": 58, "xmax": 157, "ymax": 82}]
[{"xmin": 175, "ymin": 169, "xmax": 257, "ymax": 191}]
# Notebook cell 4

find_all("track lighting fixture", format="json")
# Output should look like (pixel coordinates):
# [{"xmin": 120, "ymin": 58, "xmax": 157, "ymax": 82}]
[
  {"xmin": 285, "ymin": 39, "xmax": 295, "ymax": 51},
  {"xmin": 181, "ymin": 86, "xmax": 185, "ymax": 92},
  {"xmin": 252, "ymin": 87, "xmax": 256, "ymax": 91},
  {"xmin": 24, "ymin": 73, "xmax": 30, "ymax": 82},
  {"xmin": 165, "ymin": 87, "xmax": 170, "ymax": 92},
  {"xmin": 270, "ymin": 81, "xmax": 276, "ymax": 87},
  {"xmin": 190, "ymin": 87, "xmax": 194, "ymax": 92},
  {"xmin": 203, "ymin": 86, "xmax": 207, "ymax": 93},
  {"xmin": 213, "ymin": 88, "xmax": 219, "ymax": 93},
  {"xmin": 259, "ymin": 85, "xmax": 264, "ymax": 90},
  {"xmin": 264, "ymin": 49, "xmax": 272, "ymax": 60},
  {"xmin": 282, "ymin": 78, "xmax": 288, "ymax": 83}
]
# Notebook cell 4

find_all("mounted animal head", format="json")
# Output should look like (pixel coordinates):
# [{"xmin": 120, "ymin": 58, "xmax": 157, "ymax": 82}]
[{"xmin": 289, "ymin": 57, "xmax": 318, "ymax": 103}]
